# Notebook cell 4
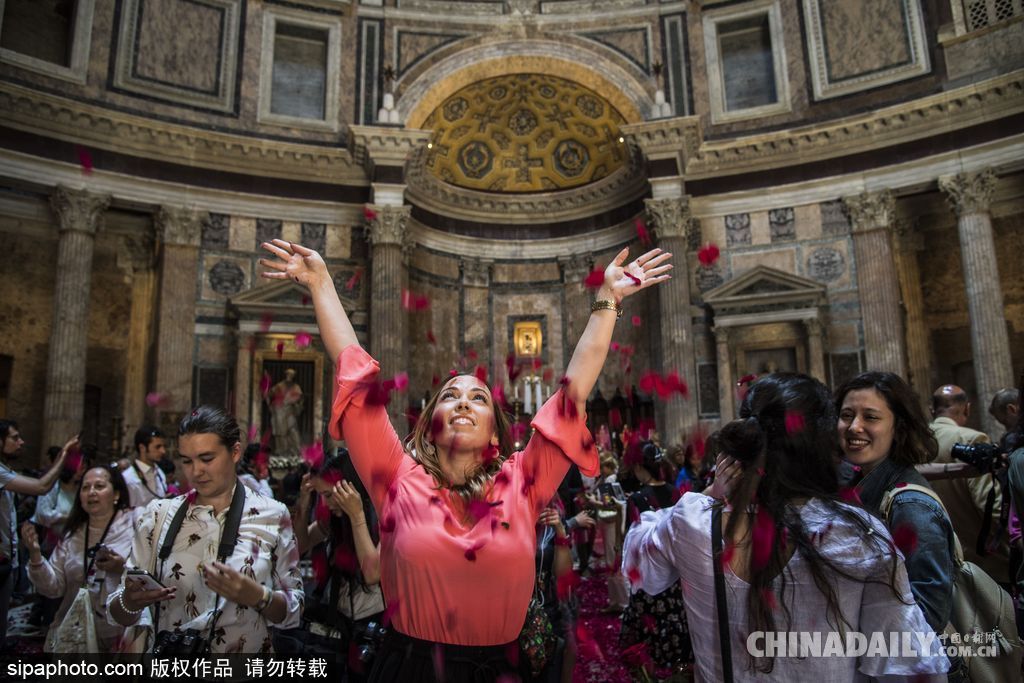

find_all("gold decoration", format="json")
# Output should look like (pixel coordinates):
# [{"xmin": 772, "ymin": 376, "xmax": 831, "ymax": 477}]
[
  {"xmin": 423, "ymin": 74, "xmax": 627, "ymax": 193},
  {"xmin": 514, "ymin": 321, "xmax": 543, "ymax": 358}
]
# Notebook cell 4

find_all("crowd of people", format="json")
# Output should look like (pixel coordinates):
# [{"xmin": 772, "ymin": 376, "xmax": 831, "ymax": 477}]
[{"xmin": 1, "ymin": 238, "xmax": 1023, "ymax": 682}]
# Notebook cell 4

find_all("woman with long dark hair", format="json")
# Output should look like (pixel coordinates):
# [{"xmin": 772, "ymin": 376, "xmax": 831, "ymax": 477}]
[
  {"xmin": 624, "ymin": 373, "xmax": 948, "ymax": 680},
  {"xmin": 22, "ymin": 464, "xmax": 134, "ymax": 651},
  {"xmin": 260, "ymin": 238, "xmax": 671, "ymax": 682}
]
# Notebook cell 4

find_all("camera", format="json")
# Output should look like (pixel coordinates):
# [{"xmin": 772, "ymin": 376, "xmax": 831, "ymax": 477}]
[
  {"xmin": 85, "ymin": 544, "xmax": 103, "ymax": 560},
  {"xmin": 349, "ymin": 620, "xmax": 387, "ymax": 671},
  {"xmin": 951, "ymin": 442, "xmax": 1003, "ymax": 474},
  {"xmin": 152, "ymin": 628, "xmax": 209, "ymax": 656}
]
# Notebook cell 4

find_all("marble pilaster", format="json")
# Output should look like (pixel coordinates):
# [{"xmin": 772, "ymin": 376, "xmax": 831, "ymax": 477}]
[
  {"xmin": 893, "ymin": 220, "xmax": 932, "ymax": 407},
  {"xmin": 117, "ymin": 233, "xmax": 157, "ymax": 443},
  {"xmin": 366, "ymin": 205, "xmax": 411, "ymax": 432},
  {"xmin": 558, "ymin": 255, "xmax": 594, "ymax": 363},
  {"xmin": 842, "ymin": 191, "xmax": 907, "ymax": 376},
  {"xmin": 461, "ymin": 257, "xmax": 492, "ymax": 376},
  {"xmin": 803, "ymin": 318, "xmax": 827, "ymax": 383},
  {"xmin": 939, "ymin": 170, "xmax": 1013, "ymax": 436},
  {"xmin": 153, "ymin": 206, "xmax": 206, "ymax": 431},
  {"xmin": 42, "ymin": 187, "xmax": 110, "ymax": 451},
  {"xmin": 714, "ymin": 327, "xmax": 734, "ymax": 423},
  {"xmin": 645, "ymin": 196, "xmax": 699, "ymax": 440}
]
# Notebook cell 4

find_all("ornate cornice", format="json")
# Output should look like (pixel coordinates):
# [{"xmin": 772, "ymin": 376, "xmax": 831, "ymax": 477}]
[
  {"xmin": 348, "ymin": 125, "xmax": 431, "ymax": 177},
  {"xmin": 365, "ymin": 205, "xmax": 411, "ymax": 247},
  {"xmin": 842, "ymin": 190, "xmax": 895, "ymax": 233},
  {"xmin": 685, "ymin": 72, "xmax": 1024, "ymax": 178},
  {"xmin": 0, "ymin": 82, "xmax": 363, "ymax": 184},
  {"xmin": 644, "ymin": 197, "xmax": 693, "ymax": 242},
  {"xmin": 621, "ymin": 117, "xmax": 702, "ymax": 174},
  {"xmin": 157, "ymin": 205, "xmax": 205, "ymax": 247},
  {"xmin": 405, "ymin": 143, "xmax": 647, "ymax": 224},
  {"xmin": 939, "ymin": 169, "xmax": 998, "ymax": 217},
  {"xmin": 49, "ymin": 186, "xmax": 110, "ymax": 235}
]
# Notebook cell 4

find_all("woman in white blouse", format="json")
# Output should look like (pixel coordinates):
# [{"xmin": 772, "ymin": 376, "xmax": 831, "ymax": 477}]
[
  {"xmin": 623, "ymin": 373, "xmax": 950, "ymax": 682},
  {"xmin": 108, "ymin": 406, "xmax": 303, "ymax": 653},
  {"xmin": 22, "ymin": 464, "xmax": 134, "ymax": 652}
]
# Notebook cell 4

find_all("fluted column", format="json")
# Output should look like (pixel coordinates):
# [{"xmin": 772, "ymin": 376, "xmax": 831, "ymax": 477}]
[
  {"xmin": 153, "ymin": 206, "xmax": 206, "ymax": 431},
  {"xmin": 559, "ymin": 255, "xmax": 593, "ymax": 369},
  {"xmin": 843, "ymin": 191, "xmax": 907, "ymax": 376},
  {"xmin": 42, "ymin": 187, "xmax": 111, "ymax": 452},
  {"xmin": 939, "ymin": 170, "xmax": 1012, "ymax": 436},
  {"xmin": 803, "ymin": 318, "xmax": 827, "ymax": 383},
  {"xmin": 117, "ymin": 233, "xmax": 156, "ymax": 444},
  {"xmin": 893, "ymin": 220, "xmax": 932, "ymax": 407},
  {"xmin": 646, "ymin": 197, "xmax": 698, "ymax": 440},
  {"xmin": 366, "ymin": 204, "xmax": 411, "ymax": 432},
  {"xmin": 714, "ymin": 327, "xmax": 734, "ymax": 422}
]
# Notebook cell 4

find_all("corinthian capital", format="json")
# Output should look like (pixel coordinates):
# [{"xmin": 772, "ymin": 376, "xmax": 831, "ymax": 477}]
[
  {"xmin": 157, "ymin": 206, "xmax": 206, "ymax": 247},
  {"xmin": 841, "ymin": 190, "xmax": 894, "ymax": 233},
  {"xmin": 461, "ymin": 258, "xmax": 492, "ymax": 288},
  {"xmin": 364, "ymin": 205, "xmax": 411, "ymax": 248},
  {"xmin": 939, "ymin": 170, "xmax": 996, "ymax": 217},
  {"xmin": 50, "ymin": 186, "xmax": 110, "ymax": 236},
  {"xmin": 644, "ymin": 197, "xmax": 693, "ymax": 242}
]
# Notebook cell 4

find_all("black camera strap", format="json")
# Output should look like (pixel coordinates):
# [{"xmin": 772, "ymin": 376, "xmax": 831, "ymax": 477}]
[
  {"xmin": 154, "ymin": 481, "xmax": 247, "ymax": 651},
  {"xmin": 82, "ymin": 512, "xmax": 116, "ymax": 585}
]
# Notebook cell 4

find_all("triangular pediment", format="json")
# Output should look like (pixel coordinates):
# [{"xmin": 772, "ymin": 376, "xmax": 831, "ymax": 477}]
[
  {"xmin": 230, "ymin": 280, "xmax": 358, "ymax": 318},
  {"xmin": 704, "ymin": 265, "xmax": 826, "ymax": 312}
]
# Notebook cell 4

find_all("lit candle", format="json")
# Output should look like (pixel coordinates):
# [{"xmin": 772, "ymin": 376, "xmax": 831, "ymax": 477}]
[
  {"xmin": 523, "ymin": 379, "xmax": 533, "ymax": 414},
  {"xmin": 514, "ymin": 383, "xmax": 519, "ymax": 401},
  {"xmin": 420, "ymin": 398, "xmax": 426, "ymax": 410}
]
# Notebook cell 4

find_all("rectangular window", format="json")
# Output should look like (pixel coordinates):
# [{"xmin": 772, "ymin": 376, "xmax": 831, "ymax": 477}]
[
  {"xmin": 0, "ymin": 0, "xmax": 93, "ymax": 82},
  {"xmin": 258, "ymin": 7, "xmax": 341, "ymax": 131},
  {"xmin": 271, "ymin": 23, "xmax": 328, "ymax": 120},
  {"xmin": 702, "ymin": 0, "xmax": 790, "ymax": 123}
]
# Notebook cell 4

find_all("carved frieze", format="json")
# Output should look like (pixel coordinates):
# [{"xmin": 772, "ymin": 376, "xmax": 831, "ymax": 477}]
[
  {"xmin": 939, "ymin": 170, "xmax": 997, "ymax": 217},
  {"xmin": 49, "ymin": 186, "xmax": 110, "ymax": 235},
  {"xmin": 365, "ymin": 205, "xmax": 412, "ymax": 247}
]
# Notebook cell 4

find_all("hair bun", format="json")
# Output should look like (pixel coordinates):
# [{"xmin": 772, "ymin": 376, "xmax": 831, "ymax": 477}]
[{"xmin": 717, "ymin": 416, "xmax": 766, "ymax": 464}]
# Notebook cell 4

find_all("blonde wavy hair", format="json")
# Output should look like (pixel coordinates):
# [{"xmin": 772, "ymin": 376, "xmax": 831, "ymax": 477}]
[{"xmin": 404, "ymin": 374, "xmax": 515, "ymax": 505}]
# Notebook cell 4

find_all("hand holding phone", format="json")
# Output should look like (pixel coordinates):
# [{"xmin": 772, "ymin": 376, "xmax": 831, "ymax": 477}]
[{"xmin": 126, "ymin": 568, "xmax": 167, "ymax": 592}]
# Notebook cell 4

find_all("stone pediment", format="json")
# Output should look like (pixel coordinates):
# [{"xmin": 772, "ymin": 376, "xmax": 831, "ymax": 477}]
[
  {"xmin": 704, "ymin": 265, "xmax": 826, "ymax": 314},
  {"xmin": 230, "ymin": 281, "xmax": 357, "ymax": 320}
]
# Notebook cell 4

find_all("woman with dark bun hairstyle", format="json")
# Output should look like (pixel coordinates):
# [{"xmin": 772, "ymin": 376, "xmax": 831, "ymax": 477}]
[{"xmin": 624, "ymin": 373, "xmax": 948, "ymax": 681}]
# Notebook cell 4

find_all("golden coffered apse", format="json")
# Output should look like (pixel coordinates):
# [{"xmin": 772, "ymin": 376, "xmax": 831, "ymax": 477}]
[{"xmin": 422, "ymin": 74, "xmax": 628, "ymax": 193}]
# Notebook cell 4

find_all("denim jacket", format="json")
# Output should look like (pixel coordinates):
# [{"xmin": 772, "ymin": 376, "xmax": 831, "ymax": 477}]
[{"xmin": 845, "ymin": 458, "xmax": 957, "ymax": 633}]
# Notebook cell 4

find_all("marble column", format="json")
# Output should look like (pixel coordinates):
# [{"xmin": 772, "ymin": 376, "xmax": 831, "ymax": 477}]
[
  {"xmin": 646, "ymin": 197, "xmax": 699, "ymax": 440},
  {"xmin": 803, "ymin": 318, "xmax": 827, "ymax": 383},
  {"xmin": 42, "ymin": 187, "xmax": 111, "ymax": 451},
  {"xmin": 558, "ymin": 255, "xmax": 594, "ymax": 371},
  {"xmin": 461, "ymin": 257, "xmax": 492, "ymax": 374},
  {"xmin": 842, "ymin": 191, "xmax": 907, "ymax": 376},
  {"xmin": 153, "ymin": 206, "xmax": 206, "ymax": 432},
  {"xmin": 893, "ymin": 220, "xmax": 932, "ymax": 407},
  {"xmin": 233, "ymin": 332, "xmax": 254, "ymax": 443},
  {"xmin": 939, "ymin": 170, "xmax": 1013, "ymax": 436},
  {"xmin": 714, "ymin": 327, "xmax": 734, "ymax": 423},
  {"xmin": 365, "ymin": 204, "xmax": 411, "ymax": 432},
  {"xmin": 117, "ymin": 233, "xmax": 156, "ymax": 445}
]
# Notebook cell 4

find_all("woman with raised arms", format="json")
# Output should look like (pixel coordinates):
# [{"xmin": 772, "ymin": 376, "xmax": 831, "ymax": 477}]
[{"xmin": 260, "ymin": 238, "xmax": 671, "ymax": 682}]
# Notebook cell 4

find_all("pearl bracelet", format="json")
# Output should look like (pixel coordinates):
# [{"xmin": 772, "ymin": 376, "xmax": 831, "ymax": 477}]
[{"xmin": 118, "ymin": 589, "xmax": 144, "ymax": 616}]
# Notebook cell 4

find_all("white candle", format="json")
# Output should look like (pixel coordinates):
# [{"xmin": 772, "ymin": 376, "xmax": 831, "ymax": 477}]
[
  {"xmin": 420, "ymin": 398, "xmax": 426, "ymax": 410},
  {"xmin": 523, "ymin": 379, "xmax": 533, "ymax": 414},
  {"xmin": 534, "ymin": 378, "xmax": 542, "ymax": 412},
  {"xmin": 514, "ymin": 384, "xmax": 519, "ymax": 401}
]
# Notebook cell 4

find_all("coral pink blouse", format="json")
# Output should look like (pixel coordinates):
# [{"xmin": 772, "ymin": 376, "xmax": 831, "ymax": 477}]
[{"xmin": 329, "ymin": 345, "xmax": 598, "ymax": 646}]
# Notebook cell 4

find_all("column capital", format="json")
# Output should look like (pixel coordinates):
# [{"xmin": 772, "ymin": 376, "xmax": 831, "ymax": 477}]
[
  {"xmin": 644, "ymin": 196, "xmax": 694, "ymax": 242},
  {"xmin": 713, "ymin": 326, "xmax": 730, "ymax": 343},
  {"xmin": 802, "ymin": 317, "xmax": 823, "ymax": 335},
  {"xmin": 49, "ymin": 186, "xmax": 110, "ymax": 235},
  {"xmin": 558, "ymin": 254, "xmax": 593, "ymax": 283},
  {"xmin": 157, "ymin": 206, "xmax": 206, "ymax": 247},
  {"xmin": 939, "ymin": 170, "xmax": 997, "ymax": 217},
  {"xmin": 842, "ymin": 190, "xmax": 894, "ymax": 233},
  {"xmin": 460, "ymin": 258, "xmax": 492, "ymax": 288},
  {"xmin": 364, "ymin": 204, "xmax": 411, "ymax": 248}
]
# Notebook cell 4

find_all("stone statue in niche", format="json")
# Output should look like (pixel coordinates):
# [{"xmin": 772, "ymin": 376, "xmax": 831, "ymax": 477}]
[{"xmin": 267, "ymin": 368, "xmax": 303, "ymax": 456}]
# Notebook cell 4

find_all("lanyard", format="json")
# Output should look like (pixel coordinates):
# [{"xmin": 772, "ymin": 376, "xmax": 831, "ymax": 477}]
[
  {"xmin": 83, "ymin": 513, "xmax": 116, "ymax": 585},
  {"xmin": 132, "ymin": 461, "xmax": 162, "ymax": 498}
]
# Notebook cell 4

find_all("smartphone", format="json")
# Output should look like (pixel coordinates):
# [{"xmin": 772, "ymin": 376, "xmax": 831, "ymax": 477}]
[{"xmin": 126, "ymin": 568, "xmax": 167, "ymax": 591}]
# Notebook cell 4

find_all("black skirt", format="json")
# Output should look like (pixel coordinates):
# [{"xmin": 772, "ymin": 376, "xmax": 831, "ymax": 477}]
[{"xmin": 368, "ymin": 629, "xmax": 524, "ymax": 683}]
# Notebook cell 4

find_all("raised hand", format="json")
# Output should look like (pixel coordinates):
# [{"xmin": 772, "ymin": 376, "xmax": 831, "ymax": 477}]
[
  {"xmin": 331, "ymin": 480, "xmax": 365, "ymax": 522},
  {"xmin": 259, "ymin": 239, "xmax": 330, "ymax": 290},
  {"xmin": 599, "ymin": 247, "xmax": 673, "ymax": 303}
]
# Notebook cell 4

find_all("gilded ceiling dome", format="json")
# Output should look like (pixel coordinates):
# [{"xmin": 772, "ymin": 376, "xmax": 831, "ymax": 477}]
[{"xmin": 422, "ymin": 74, "xmax": 628, "ymax": 193}]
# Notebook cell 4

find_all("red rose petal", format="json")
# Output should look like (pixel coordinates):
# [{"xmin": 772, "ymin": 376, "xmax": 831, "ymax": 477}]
[
  {"xmin": 426, "ymin": 330, "xmax": 436, "ymax": 345},
  {"xmin": 625, "ymin": 272, "xmax": 642, "ymax": 287},
  {"xmin": 363, "ymin": 206, "xmax": 378, "ymax": 221},
  {"xmin": 76, "ymin": 146, "xmax": 93, "ymax": 174},
  {"xmin": 275, "ymin": 341, "xmax": 285, "ymax": 358},
  {"xmin": 474, "ymin": 365, "xmax": 487, "ymax": 383},
  {"xmin": 259, "ymin": 312, "xmax": 274, "ymax": 333},
  {"xmin": 892, "ymin": 523, "xmax": 918, "ymax": 556},
  {"xmin": 631, "ymin": 315, "xmax": 642, "ymax": 327},
  {"xmin": 294, "ymin": 331, "xmax": 312, "ymax": 348},
  {"xmin": 583, "ymin": 268, "xmax": 605, "ymax": 289},
  {"xmin": 698, "ymin": 242, "xmax": 721, "ymax": 267},
  {"xmin": 344, "ymin": 268, "xmax": 362, "ymax": 291},
  {"xmin": 751, "ymin": 509, "xmax": 776, "ymax": 570},
  {"xmin": 301, "ymin": 441, "xmax": 324, "ymax": 469},
  {"xmin": 784, "ymin": 410, "xmax": 806, "ymax": 435},
  {"xmin": 635, "ymin": 218, "xmax": 651, "ymax": 246}
]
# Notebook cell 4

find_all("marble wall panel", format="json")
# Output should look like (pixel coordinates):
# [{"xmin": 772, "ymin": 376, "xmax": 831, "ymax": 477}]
[
  {"xmin": 203, "ymin": 213, "xmax": 230, "ymax": 250},
  {"xmin": 229, "ymin": 216, "xmax": 256, "ymax": 253},
  {"xmin": 281, "ymin": 221, "xmax": 302, "ymax": 244},
  {"xmin": 794, "ymin": 204, "xmax": 822, "ymax": 241},
  {"xmin": 730, "ymin": 247, "xmax": 796, "ymax": 276},
  {"xmin": 197, "ymin": 335, "xmax": 231, "ymax": 366},
  {"xmin": 725, "ymin": 213, "xmax": 752, "ymax": 247},
  {"xmin": 579, "ymin": 27, "xmax": 651, "ymax": 73},
  {"xmin": 749, "ymin": 211, "xmax": 771, "ymax": 246},
  {"xmin": 202, "ymin": 253, "xmax": 251, "ymax": 301},
  {"xmin": 492, "ymin": 262, "xmax": 561, "ymax": 284},
  {"xmin": 805, "ymin": 239, "xmax": 851, "ymax": 289},
  {"xmin": 700, "ymin": 216, "xmax": 727, "ymax": 248},
  {"xmin": 827, "ymin": 322, "xmax": 859, "ymax": 352},
  {"xmin": 324, "ymin": 225, "xmax": 352, "ymax": 260},
  {"xmin": 411, "ymin": 250, "xmax": 460, "ymax": 280},
  {"xmin": 301, "ymin": 222, "xmax": 326, "ymax": 253},
  {"xmin": 768, "ymin": 207, "xmax": 795, "ymax": 242},
  {"xmin": 396, "ymin": 29, "xmax": 469, "ymax": 77},
  {"xmin": 821, "ymin": 200, "xmax": 851, "ymax": 236},
  {"xmin": 256, "ymin": 218, "xmax": 283, "ymax": 247}
]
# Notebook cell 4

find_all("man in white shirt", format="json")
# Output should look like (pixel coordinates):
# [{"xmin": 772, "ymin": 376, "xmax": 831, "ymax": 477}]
[{"xmin": 122, "ymin": 425, "xmax": 168, "ymax": 508}]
